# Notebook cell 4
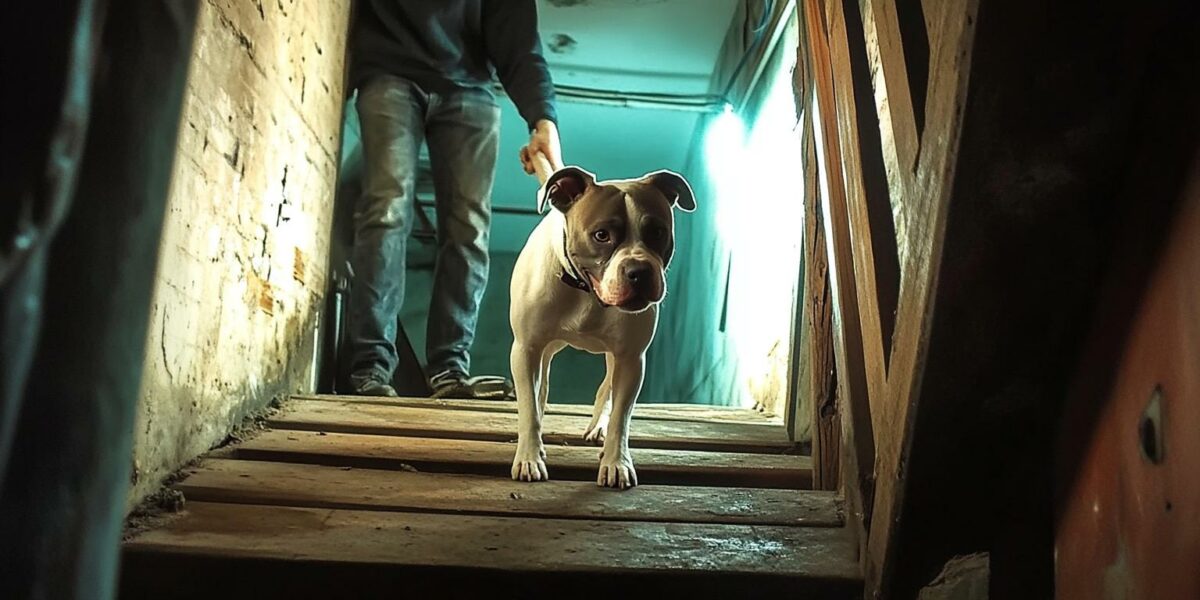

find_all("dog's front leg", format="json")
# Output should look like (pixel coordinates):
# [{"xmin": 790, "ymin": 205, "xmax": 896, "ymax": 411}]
[
  {"xmin": 511, "ymin": 341, "xmax": 549, "ymax": 481},
  {"xmin": 584, "ymin": 353, "xmax": 613, "ymax": 444},
  {"xmin": 597, "ymin": 352, "xmax": 643, "ymax": 489}
]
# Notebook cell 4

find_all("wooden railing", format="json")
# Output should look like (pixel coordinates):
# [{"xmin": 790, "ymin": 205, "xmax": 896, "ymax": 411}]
[{"xmin": 793, "ymin": 0, "xmax": 979, "ymax": 595}]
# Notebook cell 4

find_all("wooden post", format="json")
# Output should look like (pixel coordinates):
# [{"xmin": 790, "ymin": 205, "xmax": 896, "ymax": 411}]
[
  {"xmin": 804, "ymin": 0, "xmax": 877, "ymax": 562},
  {"xmin": 803, "ymin": 119, "xmax": 841, "ymax": 491}
]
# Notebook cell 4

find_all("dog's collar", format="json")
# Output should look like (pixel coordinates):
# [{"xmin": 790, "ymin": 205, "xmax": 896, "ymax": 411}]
[
  {"xmin": 559, "ymin": 230, "xmax": 591, "ymax": 292},
  {"xmin": 559, "ymin": 270, "xmax": 590, "ymax": 292}
]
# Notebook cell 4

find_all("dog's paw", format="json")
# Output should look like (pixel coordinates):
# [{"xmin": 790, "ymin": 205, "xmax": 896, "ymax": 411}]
[
  {"xmin": 511, "ymin": 444, "xmax": 549, "ymax": 482},
  {"xmin": 583, "ymin": 414, "xmax": 609, "ymax": 445},
  {"xmin": 597, "ymin": 452, "xmax": 637, "ymax": 489}
]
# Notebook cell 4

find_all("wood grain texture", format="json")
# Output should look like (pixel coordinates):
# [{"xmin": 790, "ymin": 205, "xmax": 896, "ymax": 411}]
[
  {"xmin": 221, "ymin": 429, "xmax": 812, "ymax": 489},
  {"xmin": 268, "ymin": 400, "xmax": 797, "ymax": 454},
  {"xmin": 827, "ymin": 0, "xmax": 893, "ymax": 435},
  {"xmin": 804, "ymin": 0, "xmax": 877, "ymax": 568},
  {"xmin": 122, "ymin": 502, "xmax": 862, "ymax": 599},
  {"xmin": 799, "ymin": 84, "xmax": 841, "ymax": 492},
  {"xmin": 177, "ymin": 459, "xmax": 840, "ymax": 526},
  {"xmin": 861, "ymin": 0, "xmax": 978, "ymax": 593},
  {"xmin": 292, "ymin": 394, "xmax": 785, "ymax": 426}
]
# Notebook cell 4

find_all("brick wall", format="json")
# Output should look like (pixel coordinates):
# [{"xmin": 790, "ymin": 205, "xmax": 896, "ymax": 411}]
[{"xmin": 129, "ymin": 0, "xmax": 350, "ymax": 507}]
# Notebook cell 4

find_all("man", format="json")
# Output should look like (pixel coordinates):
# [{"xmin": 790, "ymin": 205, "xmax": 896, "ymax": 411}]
[{"xmin": 347, "ymin": 1, "xmax": 563, "ymax": 397}]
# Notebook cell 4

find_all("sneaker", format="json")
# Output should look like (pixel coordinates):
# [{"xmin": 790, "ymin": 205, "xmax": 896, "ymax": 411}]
[
  {"xmin": 429, "ymin": 370, "xmax": 514, "ymax": 401},
  {"xmin": 350, "ymin": 370, "xmax": 398, "ymax": 397}
]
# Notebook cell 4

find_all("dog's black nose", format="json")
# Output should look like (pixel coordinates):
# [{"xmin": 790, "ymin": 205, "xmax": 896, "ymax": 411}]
[{"xmin": 625, "ymin": 265, "xmax": 650, "ymax": 284}]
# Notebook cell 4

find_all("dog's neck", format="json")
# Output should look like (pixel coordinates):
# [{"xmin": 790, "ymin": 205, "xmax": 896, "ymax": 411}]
[
  {"xmin": 546, "ymin": 212, "xmax": 572, "ymax": 273},
  {"xmin": 545, "ymin": 211, "xmax": 593, "ymax": 294}
]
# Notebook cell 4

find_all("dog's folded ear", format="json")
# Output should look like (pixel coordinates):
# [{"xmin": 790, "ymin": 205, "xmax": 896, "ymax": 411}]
[
  {"xmin": 642, "ymin": 170, "xmax": 696, "ymax": 212},
  {"xmin": 539, "ymin": 166, "xmax": 596, "ymax": 214}
]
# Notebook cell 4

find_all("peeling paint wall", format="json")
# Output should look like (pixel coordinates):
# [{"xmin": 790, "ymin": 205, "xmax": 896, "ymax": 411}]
[{"xmin": 129, "ymin": 0, "xmax": 350, "ymax": 507}]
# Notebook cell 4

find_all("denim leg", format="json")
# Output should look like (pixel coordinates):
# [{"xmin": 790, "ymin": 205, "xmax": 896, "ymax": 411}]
[
  {"xmin": 349, "ymin": 75, "xmax": 426, "ymax": 382},
  {"xmin": 423, "ymin": 87, "xmax": 501, "ymax": 376}
]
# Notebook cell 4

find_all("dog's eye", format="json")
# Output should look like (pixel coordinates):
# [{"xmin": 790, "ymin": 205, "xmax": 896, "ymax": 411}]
[{"xmin": 593, "ymin": 230, "xmax": 611, "ymax": 243}]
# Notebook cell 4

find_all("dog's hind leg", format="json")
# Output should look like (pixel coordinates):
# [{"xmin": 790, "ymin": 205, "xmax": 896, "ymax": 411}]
[
  {"xmin": 511, "ymin": 341, "xmax": 549, "ymax": 482},
  {"xmin": 584, "ymin": 352, "xmax": 613, "ymax": 445}
]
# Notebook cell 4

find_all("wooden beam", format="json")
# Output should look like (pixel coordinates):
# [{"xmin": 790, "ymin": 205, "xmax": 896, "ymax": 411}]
[
  {"xmin": 804, "ymin": 0, "xmax": 877, "ymax": 565},
  {"xmin": 292, "ymin": 394, "xmax": 785, "ymax": 426},
  {"xmin": 825, "ymin": 0, "xmax": 893, "ymax": 442},
  {"xmin": 176, "ymin": 459, "xmax": 839, "ymax": 527},
  {"xmin": 792, "ymin": 4, "xmax": 840, "ymax": 490},
  {"xmin": 268, "ymin": 400, "xmax": 798, "ymax": 454},
  {"xmin": 860, "ymin": 0, "xmax": 979, "ymax": 594},
  {"xmin": 123, "ymin": 502, "xmax": 863, "ymax": 598},
  {"xmin": 786, "ymin": 0, "xmax": 815, "ymax": 447},
  {"xmin": 801, "ymin": 109, "xmax": 841, "ymax": 492},
  {"xmin": 221, "ymin": 429, "xmax": 812, "ymax": 489},
  {"xmin": 860, "ymin": 0, "xmax": 921, "ymax": 181}
]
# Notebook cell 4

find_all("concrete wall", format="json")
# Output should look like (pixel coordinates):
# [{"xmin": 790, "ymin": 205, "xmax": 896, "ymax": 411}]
[{"xmin": 129, "ymin": 0, "xmax": 350, "ymax": 507}]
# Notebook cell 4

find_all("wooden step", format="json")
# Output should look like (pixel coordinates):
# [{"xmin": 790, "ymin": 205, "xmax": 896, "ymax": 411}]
[
  {"xmin": 121, "ymin": 502, "xmax": 862, "ymax": 599},
  {"xmin": 269, "ymin": 399, "xmax": 797, "ymax": 454},
  {"xmin": 221, "ymin": 429, "xmax": 812, "ymax": 489},
  {"xmin": 175, "ymin": 459, "xmax": 840, "ymax": 526},
  {"xmin": 295, "ymin": 394, "xmax": 785, "ymax": 425}
]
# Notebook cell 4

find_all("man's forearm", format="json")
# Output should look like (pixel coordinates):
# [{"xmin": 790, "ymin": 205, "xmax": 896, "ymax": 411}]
[{"xmin": 483, "ymin": 0, "xmax": 558, "ymax": 130}]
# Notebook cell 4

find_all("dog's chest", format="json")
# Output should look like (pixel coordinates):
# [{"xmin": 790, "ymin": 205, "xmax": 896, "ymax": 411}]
[{"xmin": 555, "ymin": 304, "xmax": 615, "ymax": 351}]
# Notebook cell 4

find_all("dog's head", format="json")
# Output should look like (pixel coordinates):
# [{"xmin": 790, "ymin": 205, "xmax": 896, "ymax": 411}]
[{"xmin": 538, "ymin": 166, "xmax": 696, "ymax": 313}]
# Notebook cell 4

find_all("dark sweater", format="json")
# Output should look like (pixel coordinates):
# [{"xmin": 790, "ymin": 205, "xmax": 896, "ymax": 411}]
[{"xmin": 350, "ymin": 0, "xmax": 557, "ymax": 130}]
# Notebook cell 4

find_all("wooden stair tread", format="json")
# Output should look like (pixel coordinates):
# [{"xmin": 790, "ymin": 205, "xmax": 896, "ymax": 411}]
[
  {"xmin": 176, "ymin": 459, "xmax": 840, "ymax": 526},
  {"xmin": 122, "ymin": 502, "xmax": 861, "ymax": 598},
  {"xmin": 221, "ymin": 430, "xmax": 812, "ymax": 489},
  {"xmin": 269, "ymin": 399, "xmax": 796, "ymax": 454},
  {"xmin": 294, "ymin": 394, "xmax": 785, "ymax": 425}
]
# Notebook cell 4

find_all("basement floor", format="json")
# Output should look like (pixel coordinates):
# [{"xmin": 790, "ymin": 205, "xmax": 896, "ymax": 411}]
[{"xmin": 119, "ymin": 395, "xmax": 862, "ymax": 599}]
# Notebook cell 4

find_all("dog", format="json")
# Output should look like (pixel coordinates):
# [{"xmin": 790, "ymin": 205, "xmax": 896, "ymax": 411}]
[{"xmin": 508, "ymin": 165, "xmax": 695, "ymax": 489}]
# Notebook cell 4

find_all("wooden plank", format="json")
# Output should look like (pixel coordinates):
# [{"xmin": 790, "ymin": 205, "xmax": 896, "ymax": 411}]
[
  {"xmin": 798, "ymin": 74, "xmax": 841, "ymax": 491},
  {"xmin": 828, "ymin": 0, "xmax": 891, "ymax": 443},
  {"xmin": 860, "ymin": 0, "xmax": 921, "ymax": 179},
  {"xmin": 292, "ymin": 394, "xmax": 784, "ymax": 426},
  {"xmin": 785, "ymin": 20, "xmax": 815, "ymax": 445},
  {"xmin": 862, "ymin": 0, "xmax": 978, "ymax": 594},
  {"xmin": 805, "ymin": 0, "xmax": 877, "ymax": 568},
  {"xmin": 122, "ymin": 502, "xmax": 863, "ymax": 599},
  {"xmin": 176, "ymin": 459, "xmax": 840, "ymax": 527},
  {"xmin": 268, "ymin": 400, "xmax": 797, "ymax": 454},
  {"xmin": 222, "ymin": 430, "xmax": 812, "ymax": 490}
]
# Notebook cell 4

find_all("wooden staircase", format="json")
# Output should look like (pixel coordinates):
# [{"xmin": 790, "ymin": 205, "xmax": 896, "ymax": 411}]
[{"xmin": 120, "ymin": 395, "xmax": 862, "ymax": 598}]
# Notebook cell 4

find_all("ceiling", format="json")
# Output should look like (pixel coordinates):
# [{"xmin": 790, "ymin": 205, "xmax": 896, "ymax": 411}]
[{"xmin": 485, "ymin": 0, "xmax": 741, "ymax": 251}]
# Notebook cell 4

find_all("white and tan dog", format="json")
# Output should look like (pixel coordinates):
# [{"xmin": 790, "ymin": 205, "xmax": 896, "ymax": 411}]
[{"xmin": 509, "ymin": 164, "xmax": 695, "ymax": 489}]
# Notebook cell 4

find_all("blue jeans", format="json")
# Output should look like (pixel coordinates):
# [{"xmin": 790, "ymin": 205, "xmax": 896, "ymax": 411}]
[{"xmin": 349, "ymin": 74, "xmax": 500, "ymax": 383}]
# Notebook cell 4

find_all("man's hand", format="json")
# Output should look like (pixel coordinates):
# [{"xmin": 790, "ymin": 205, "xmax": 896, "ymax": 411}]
[{"xmin": 520, "ymin": 119, "xmax": 563, "ymax": 180}]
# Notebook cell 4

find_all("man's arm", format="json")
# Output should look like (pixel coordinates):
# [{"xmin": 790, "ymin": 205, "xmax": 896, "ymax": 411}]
[{"xmin": 482, "ymin": 0, "xmax": 563, "ymax": 174}]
